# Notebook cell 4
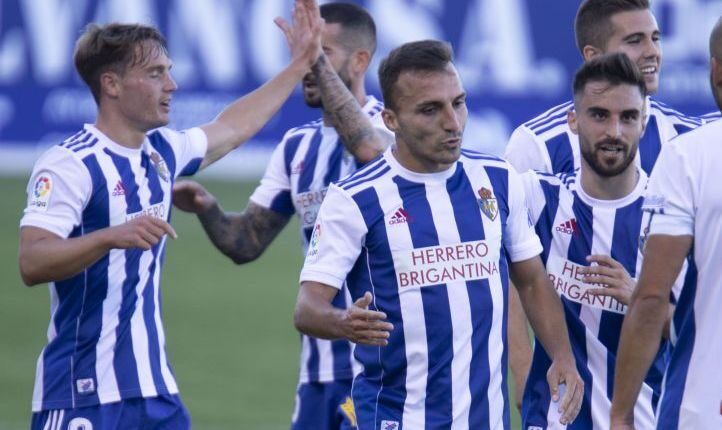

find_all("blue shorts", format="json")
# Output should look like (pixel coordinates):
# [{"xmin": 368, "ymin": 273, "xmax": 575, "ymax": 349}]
[
  {"xmin": 291, "ymin": 380, "xmax": 356, "ymax": 430},
  {"xmin": 30, "ymin": 394, "xmax": 190, "ymax": 430}
]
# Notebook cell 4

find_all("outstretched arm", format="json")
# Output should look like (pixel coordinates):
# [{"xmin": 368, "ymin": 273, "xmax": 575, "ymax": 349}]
[
  {"xmin": 199, "ymin": 0, "xmax": 323, "ymax": 169},
  {"xmin": 173, "ymin": 180, "xmax": 291, "ymax": 264}
]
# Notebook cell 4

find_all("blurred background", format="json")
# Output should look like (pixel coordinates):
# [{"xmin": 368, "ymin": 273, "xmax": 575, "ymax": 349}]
[{"xmin": 1, "ymin": 0, "xmax": 721, "ymax": 428}]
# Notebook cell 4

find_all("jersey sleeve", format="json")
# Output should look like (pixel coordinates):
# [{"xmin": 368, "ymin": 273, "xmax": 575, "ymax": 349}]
[
  {"xmin": 157, "ymin": 127, "xmax": 208, "ymax": 178},
  {"xmin": 299, "ymin": 184, "xmax": 367, "ymax": 289},
  {"xmin": 518, "ymin": 170, "xmax": 547, "ymax": 224},
  {"xmin": 248, "ymin": 134, "xmax": 295, "ymax": 216},
  {"xmin": 643, "ymin": 140, "xmax": 695, "ymax": 236},
  {"xmin": 503, "ymin": 164, "xmax": 543, "ymax": 262},
  {"xmin": 20, "ymin": 146, "xmax": 92, "ymax": 238},
  {"xmin": 504, "ymin": 125, "xmax": 549, "ymax": 173}
]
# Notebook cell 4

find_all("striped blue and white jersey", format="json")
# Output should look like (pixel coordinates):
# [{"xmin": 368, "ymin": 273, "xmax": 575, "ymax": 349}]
[
  {"xmin": 643, "ymin": 118, "xmax": 722, "ymax": 429},
  {"xmin": 20, "ymin": 124, "xmax": 207, "ymax": 412},
  {"xmin": 250, "ymin": 96, "xmax": 388, "ymax": 384},
  {"xmin": 519, "ymin": 168, "xmax": 683, "ymax": 430},
  {"xmin": 300, "ymin": 149, "xmax": 543, "ymax": 430},
  {"xmin": 504, "ymin": 98, "xmax": 704, "ymax": 176}
]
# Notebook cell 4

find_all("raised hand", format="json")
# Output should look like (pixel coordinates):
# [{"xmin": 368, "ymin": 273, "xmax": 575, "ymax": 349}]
[
  {"xmin": 580, "ymin": 254, "xmax": 635, "ymax": 305},
  {"xmin": 546, "ymin": 357, "xmax": 584, "ymax": 425},
  {"xmin": 173, "ymin": 180, "xmax": 217, "ymax": 214},
  {"xmin": 274, "ymin": 0, "xmax": 324, "ymax": 71},
  {"xmin": 106, "ymin": 215, "xmax": 177, "ymax": 250},
  {"xmin": 340, "ymin": 292, "xmax": 394, "ymax": 346}
]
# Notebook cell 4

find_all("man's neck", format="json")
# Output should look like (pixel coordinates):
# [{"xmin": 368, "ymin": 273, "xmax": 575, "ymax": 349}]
[
  {"xmin": 580, "ymin": 163, "xmax": 639, "ymax": 201},
  {"xmin": 95, "ymin": 110, "xmax": 146, "ymax": 149}
]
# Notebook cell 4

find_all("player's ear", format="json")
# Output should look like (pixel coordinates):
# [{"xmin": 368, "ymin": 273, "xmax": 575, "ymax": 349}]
[
  {"xmin": 382, "ymin": 108, "xmax": 398, "ymax": 132},
  {"xmin": 582, "ymin": 45, "xmax": 603, "ymax": 62},
  {"xmin": 567, "ymin": 108, "xmax": 579, "ymax": 135},
  {"xmin": 352, "ymin": 50, "xmax": 371, "ymax": 74},
  {"xmin": 711, "ymin": 57, "xmax": 722, "ymax": 91},
  {"xmin": 100, "ymin": 71, "xmax": 122, "ymax": 99}
]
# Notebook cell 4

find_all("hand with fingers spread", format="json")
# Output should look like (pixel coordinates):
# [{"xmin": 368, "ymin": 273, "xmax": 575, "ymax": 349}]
[
  {"xmin": 173, "ymin": 180, "xmax": 217, "ymax": 214},
  {"xmin": 274, "ymin": 0, "xmax": 324, "ymax": 72},
  {"xmin": 106, "ymin": 215, "xmax": 177, "ymax": 251},
  {"xmin": 579, "ymin": 254, "xmax": 635, "ymax": 305},
  {"xmin": 340, "ymin": 292, "xmax": 394, "ymax": 346},
  {"xmin": 547, "ymin": 357, "xmax": 584, "ymax": 425}
]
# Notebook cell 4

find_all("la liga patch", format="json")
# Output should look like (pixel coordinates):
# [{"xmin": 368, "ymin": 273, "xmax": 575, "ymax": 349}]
[{"xmin": 29, "ymin": 172, "xmax": 53, "ymax": 212}]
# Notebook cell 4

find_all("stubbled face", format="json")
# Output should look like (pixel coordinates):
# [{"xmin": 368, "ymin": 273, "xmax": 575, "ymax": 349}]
[
  {"xmin": 114, "ymin": 41, "xmax": 177, "ymax": 132},
  {"xmin": 572, "ymin": 81, "xmax": 645, "ymax": 177},
  {"xmin": 383, "ymin": 64, "xmax": 467, "ymax": 173},
  {"xmin": 302, "ymin": 23, "xmax": 353, "ymax": 108},
  {"xmin": 604, "ymin": 10, "xmax": 662, "ymax": 94}
]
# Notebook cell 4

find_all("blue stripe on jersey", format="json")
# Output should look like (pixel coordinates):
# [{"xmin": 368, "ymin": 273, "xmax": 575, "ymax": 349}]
[
  {"xmin": 323, "ymin": 141, "xmax": 344, "ymax": 185},
  {"xmin": 107, "ymin": 150, "xmax": 145, "ymax": 395},
  {"xmin": 393, "ymin": 175, "xmax": 454, "ymax": 427},
  {"xmin": 60, "ymin": 130, "xmax": 86, "ymax": 147},
  {"xmin": 306, "ymin": 338, "xmax": 321, "ymax": 382},
  {"xmin": 657, "ymin": 252, "xmax": 698, "ymax": 429},
  {"xmin": 283, "ymin": 133, "xmax": 305, "ymax": 177},
  {"xmin": 297, "ymin": 130, "xmax": 323, "ymax": 193},
  {"xmin": 639, "ymin": 116, "xmax": 661, "ymax": 175},
  {"xmin": 141, "ymin": 243, "xmax": 169, "ymax": 394},
  {"xmin": 178, "ymin": 157, "xmax": 203, "ymax": 177},
  {"xmin": 63, "ymin": 131, "xmax": 93, "ymax": 149},
  {"xmin": 269, "ymin": 191, "xmax": 295, "ymax": 215},
  {"xmin": 460, "ymin": 148, "xmax": 505, "ymax": 162},
  {"xmin": 147, "ymin": 132, "xmax": 177, "ymax": 178},
  {"xmin": 535, "ymin": 178, "xmax": 561, "ymax": 265},
  {"xmin": 562, "ymin": 193, "xmax": 595, "ymax": 429},
  {"xmin": 672, "ymin": 123, "xmax": 694, "ymax": 136},
  {"xmin": 545, "ymin": 133, "xmax": 574, "ymax": 174},
  {"xmin": 525, "ymin": 102, "xmax": 574, "ymax": 129},
  {"xmin": 528, "ymin": 106, "xmax": 572, "ymax": 132},
  {"xmin": 72, "ymin": 137, "xmax": 99, "ymax": 153},
  {"xmin": 484, "ymin": 165, "xmax": 512, "ymax": 429},
  {"xmin": 599, "ymin": 199, "xmax": 644, "ymax": 398},
  {"xmin": 650, "ymin": 101, "xmax": 702, "ymax": 127},
  {"xmin": 349, "ymin": 187, "xmax": 408, "ymax": 427},
  {"xmin": 141, "ymin": 152, "xmax": 164, "ymax": 204},
  {"xmin": 341, "ymin": 165, "xmax": 392, "ymax": 192},
  {"xmin": 337, "ymin": 158, "xmax": 388, "ymax": 189},
  {"xmin": 65, "ymin": 154, "xmax": 111, "ymax": 408}
]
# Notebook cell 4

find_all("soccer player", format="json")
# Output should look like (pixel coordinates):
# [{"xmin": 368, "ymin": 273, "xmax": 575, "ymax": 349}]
[
  {"xmin": 610, "ymin": 16, "xmax": 722, "ymax": 430},
  {"xmin": 520, "ymin": 52, "xmax": 684, "ymax": 430},
  {"xmin": 504, "ymin": 0, "xmax": 704, "ymax": 406},
  {"xmin": 17, "ymin": 2, "xmax": 322, "ymax": 429},
  {"xmin": 294, "ymin": 39, "xmax": 584, "ymax": 430},
  {"xmin": 171, "ymin": 3, "xmax": 391, "ymax": 429},
  {"xmin": 504, "ymin": 0, "xmax": 704, "ymax": 176}
]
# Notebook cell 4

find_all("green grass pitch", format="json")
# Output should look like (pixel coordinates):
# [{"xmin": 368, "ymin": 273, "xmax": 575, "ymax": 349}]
[{"xmin": 0, "ymin": 176, "xmax": 522, "ymax": 429}]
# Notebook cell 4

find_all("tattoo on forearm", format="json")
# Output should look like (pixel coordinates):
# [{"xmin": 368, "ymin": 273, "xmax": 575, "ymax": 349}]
[
  {"xmin": 198, "ymin": 202, "xmax": 290, "ymax": 264},
  {"xmin": 312, "ymin": 55, "xmax": 384, "ymax": 158}
]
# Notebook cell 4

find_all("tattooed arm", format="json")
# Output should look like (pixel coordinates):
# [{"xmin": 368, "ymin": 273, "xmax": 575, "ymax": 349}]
[
  {"xmin": 313, "ymin": 54, "xmax": 392, "ymax": 163},
  {"xmin": 173, "ymin": 181, "xmax": 291, "ymax": 264}
]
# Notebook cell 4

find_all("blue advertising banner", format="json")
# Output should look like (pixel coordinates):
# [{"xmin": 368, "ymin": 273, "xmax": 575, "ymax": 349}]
[{"xmin": 1, "ymin": 0, "xmax": 720, "ymax": 176}]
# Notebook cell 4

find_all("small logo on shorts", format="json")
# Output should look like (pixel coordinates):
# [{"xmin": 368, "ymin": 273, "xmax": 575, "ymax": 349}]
[
  {"xmin": 381, "ymin": 420, "xmax": 399, "ymax": 430},
  {"xmin": 76, "ymin": 378, "xmax": 95, "ymax": 394}
]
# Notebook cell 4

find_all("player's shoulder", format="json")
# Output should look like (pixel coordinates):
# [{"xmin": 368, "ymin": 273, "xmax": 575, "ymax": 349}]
[
  {"xmin": 47, "ymin": 127, "xmax": 103, "ymax": 166},
  {"xmin": 283, "ymin": 118, "xmax": 324, "ymax": 140},
  {"xmin": 518, "ymin": 100, "xmax": 574, "ymax": 137},
  {"xmin": 459, "ymin": 148, "xmax": 508, "ymax": 168},
  {"xmin": 649, "ymin": 99, "xmax": 704, "ymax": 127},
  {"xmin": 699, "ymin": 110, "xmax": 721, "ymax": 124},
  {"xmin": 668, "ymin": 116, "xmax": 722, "ymax": 151},
  {"xmin": 335, "ymin": 153, "xmax": 391, "ymax": 195},
  {"xmin": 530, "ymin": 169, "xmax": 578, "ymax": 191}
]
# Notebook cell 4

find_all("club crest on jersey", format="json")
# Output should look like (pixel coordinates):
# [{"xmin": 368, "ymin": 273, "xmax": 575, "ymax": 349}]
[
  {"xmin": 150, "ymin": 152, "xmax": 169, "ymax": 182},
  {"xmin": 477, "ymin": 187, "xmax": 498, "ymax": 221},
  {"xmin": 76, "ymin": 377, "xmax": 95, "ymax": 394}
]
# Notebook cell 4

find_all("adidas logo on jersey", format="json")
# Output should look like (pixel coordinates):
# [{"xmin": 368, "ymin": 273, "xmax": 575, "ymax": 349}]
[
  {"xmin": 556, "ymin": 218, "xmax": 578, "ymax": 235},
  {"xmin": 112, "ymin": 180, "xmax": 126, "ymax": 197},
  {"xmin": 388, "ymin": 208, "xmax": 412, "ymax": 225}
]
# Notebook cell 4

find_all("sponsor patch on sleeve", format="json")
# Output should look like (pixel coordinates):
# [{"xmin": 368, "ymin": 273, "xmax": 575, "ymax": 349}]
[{"xmin": 29, "ymin": 172, "xmax": 53, "ymax": 212}]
